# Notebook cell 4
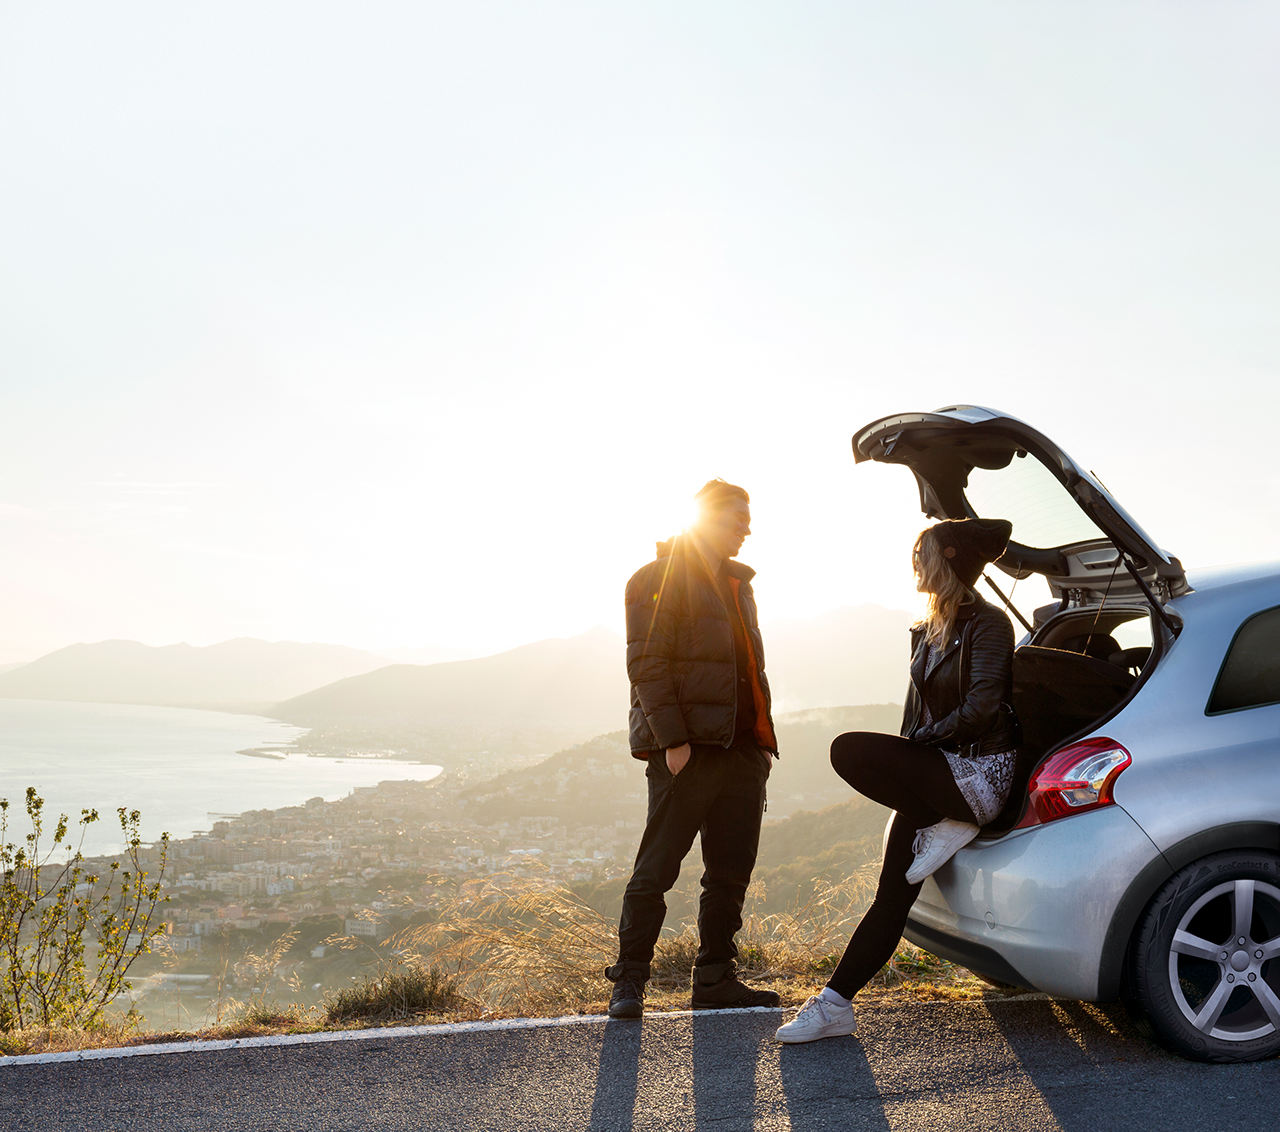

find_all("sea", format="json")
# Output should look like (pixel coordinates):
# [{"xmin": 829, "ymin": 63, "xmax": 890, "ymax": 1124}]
[{"xmin": 0, "ymin": 699, "xmax": 443, "ymax": 858}]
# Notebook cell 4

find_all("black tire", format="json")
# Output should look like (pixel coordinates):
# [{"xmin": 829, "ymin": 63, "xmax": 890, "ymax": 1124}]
[{"xmin": 1124, "ymin": 850, "xmax": 1280, "ymax": 1063}]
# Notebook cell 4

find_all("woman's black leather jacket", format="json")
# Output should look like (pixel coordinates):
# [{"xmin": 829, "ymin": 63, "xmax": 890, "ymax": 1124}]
[{"xmin": 900, "ymin": 593, "xmax": 1021, "ymax": 756}]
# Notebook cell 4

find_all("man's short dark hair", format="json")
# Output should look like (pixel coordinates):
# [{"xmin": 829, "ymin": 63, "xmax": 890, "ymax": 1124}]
[{"xmin": 694, "ymin": 479, "xmax": 750, "ymax": 515}]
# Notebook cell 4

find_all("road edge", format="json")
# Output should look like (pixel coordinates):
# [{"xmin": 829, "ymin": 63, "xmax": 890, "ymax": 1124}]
[{"xmin": 0, "ymin": 1006, "xmax": 786, "ymax": 1069}]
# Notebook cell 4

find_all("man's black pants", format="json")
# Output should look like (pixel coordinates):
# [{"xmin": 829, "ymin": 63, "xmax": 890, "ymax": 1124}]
[{"xmin": 612, "ymin": 742, "xmax": 770, "ymax": 979}]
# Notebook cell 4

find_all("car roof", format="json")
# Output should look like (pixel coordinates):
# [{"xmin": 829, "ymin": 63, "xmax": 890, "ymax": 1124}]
[
  {"xmin": 1184, "ymin": 561, "xmax": 1280, "ymax": 592},
  {"xmin": 1171, "ymin": 562, "xmax": 1280, "ymax": 620}
]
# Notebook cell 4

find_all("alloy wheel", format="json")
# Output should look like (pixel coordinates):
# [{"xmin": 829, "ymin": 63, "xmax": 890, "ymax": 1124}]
[
  {"xmin": 1167, "ymin": 877, "xmax": 1280, "ymax": 1041},
  {"xmin": 1124, "ymin": 851, "xmax": 1280, "ymax": 1061}
]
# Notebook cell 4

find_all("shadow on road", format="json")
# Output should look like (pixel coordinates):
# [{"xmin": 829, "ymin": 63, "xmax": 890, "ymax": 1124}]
[
  {"xmin": 588, "ymin": 1019, "xmax": 643, "ymax": 1131},
  {"xmin": 985, "ymin": 998, "xmax": 1175, "ymax": 1130},
  {"xmin": 691, "ymin": 1010, "xmax": 767, "ymax": 1126},
  {"xmin": 584, "ymin": 1009, "xmax": 893, "ymax": 1130},
  {"xmin": 778, "ymin": 1034, "xmax": 891, "ymax": 1130}
]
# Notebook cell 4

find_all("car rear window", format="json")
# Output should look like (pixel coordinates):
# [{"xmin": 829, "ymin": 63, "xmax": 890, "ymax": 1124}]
[
  {"xmin": 965, "ymin": 453, "xmax": 1106, "ymax": 551},
  {"xmin": 1207, "ymin": 606, "xmax": 1280, "ymax": 714}
]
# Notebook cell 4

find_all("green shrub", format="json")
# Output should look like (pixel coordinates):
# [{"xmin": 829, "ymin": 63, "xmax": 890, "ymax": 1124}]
[{"xmin": 0, "ymin": 788, "xmax": 169, "ymax": 1031}]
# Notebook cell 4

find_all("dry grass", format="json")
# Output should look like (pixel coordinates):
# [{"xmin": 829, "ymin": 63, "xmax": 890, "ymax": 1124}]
[
  {"xmin": 0, "ymin": 993, "xmax": 475, "ymax": 1058},
  {"xmin": 393, "ymin": 872, "xmax": 618, "ymax": 1011},
  {"xmin": 863, "ymin": 941, "xmax": 989, "ymax": 1001},
  {"xmin": 389, "ymin": 858, "xmax": 966, "ymax": 1014},
  {"xmin": 0, "ymin": 860, "xmax": 1000, "ymax": 1056},
  {"xmin": 0, "ymin": 1014, "xmax": 330, "ymax": 1057},
  {"xmin": 0, "ymin": 1020, "xmax": 147, "ymax": 1058},
  {"xmin": 649, "ymin": 860, "xmax": 882, "ymax": 989}
]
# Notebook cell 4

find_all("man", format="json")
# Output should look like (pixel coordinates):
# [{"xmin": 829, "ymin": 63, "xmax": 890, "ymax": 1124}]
[{"xmin": 605, "ymin": 479, "xmax": 782, "ymax": 1018}]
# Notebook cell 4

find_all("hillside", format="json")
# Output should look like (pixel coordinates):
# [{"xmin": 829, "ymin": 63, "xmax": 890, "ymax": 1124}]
[
  {"xmin": 455, "ymin": 704, "xmax": 902, "ymax": 827},
  {"xmin": 751, "ymin": 795, "xmax": 890, "ymax": 910},
  {"xmin": 456, "ymin": 709, "xmax": 898, "ymax": 919},
  {"xmin": 764, "ymin": 703, "xmax": 902, "ymax": 812},
  {"xmin": 272, "ymin": 627, "xmax": 629, "ymax": 737},
  {"xmin": 0, "ymin": 638, "xmax": 390, "ymax": 713},
  {"xmin": 572, "ymin": 793, "xmax": 891, "ymax": 923}
]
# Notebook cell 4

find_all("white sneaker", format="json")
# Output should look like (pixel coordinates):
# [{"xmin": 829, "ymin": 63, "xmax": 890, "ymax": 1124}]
[
  {"xmin": 905, "ymin": 818, "xmax": 980, "ymax": 885},
  {"xmin": 774, "ymin": 994, "xmax": 857, "ymax": 1044}
]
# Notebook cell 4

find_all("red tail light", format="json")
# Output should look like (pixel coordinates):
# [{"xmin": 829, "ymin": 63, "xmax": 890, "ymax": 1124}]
[{"xmin": 1015, "ymin": 738, "xmax": 1132, "ymax": 828}]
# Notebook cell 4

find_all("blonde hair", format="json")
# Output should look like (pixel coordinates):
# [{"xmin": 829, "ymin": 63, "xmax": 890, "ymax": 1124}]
[{"xmin": 913, "ymin": 526, "xmax": 969, "ymax": 650}]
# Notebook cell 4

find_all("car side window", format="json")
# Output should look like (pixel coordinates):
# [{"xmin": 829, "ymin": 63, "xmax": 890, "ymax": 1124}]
[{"xmin": 1207, "ymin": 606, "xmax": 1280, "ymax": 714}]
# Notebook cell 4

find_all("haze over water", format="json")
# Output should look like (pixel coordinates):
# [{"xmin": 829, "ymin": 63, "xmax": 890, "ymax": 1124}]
[{"xmin": 0, "ymin": 699, "xmax": 443, "ymax": 858}]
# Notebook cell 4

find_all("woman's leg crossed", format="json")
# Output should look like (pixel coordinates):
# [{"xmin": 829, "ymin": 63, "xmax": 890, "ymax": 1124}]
[{"xmin": 829, "ymin": 731, "xmax": 976, "ymax": 827}]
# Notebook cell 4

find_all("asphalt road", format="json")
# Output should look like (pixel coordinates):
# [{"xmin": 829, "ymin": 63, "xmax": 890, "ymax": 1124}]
[{"xmin": 2, "ymin": 997, "xmax": 1277, "ymax": 1131}]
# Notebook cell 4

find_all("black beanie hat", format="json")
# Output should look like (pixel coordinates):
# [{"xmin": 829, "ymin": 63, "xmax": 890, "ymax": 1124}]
[{"xmin": 931, "ymin": 518, "xmax": 1013, "ymax": 588}]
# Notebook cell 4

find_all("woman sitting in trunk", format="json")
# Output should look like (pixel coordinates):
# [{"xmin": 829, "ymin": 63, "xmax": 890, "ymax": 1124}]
[{"xmin": 776, "ymin": 517, "xmax": 1021, "ymax": 1044}]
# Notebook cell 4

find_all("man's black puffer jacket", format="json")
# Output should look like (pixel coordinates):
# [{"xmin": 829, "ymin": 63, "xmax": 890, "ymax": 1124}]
[
  {"xmin": 901, "ymin": 593, "xmax": 1021, "ymax": 756},
  {"xmin": 625, "ymin": 536, "xmax": 776, "ymax": 757}
]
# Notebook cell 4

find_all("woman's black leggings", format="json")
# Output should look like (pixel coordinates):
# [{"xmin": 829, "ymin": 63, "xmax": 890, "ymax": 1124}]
[{"xmin": 826, "ymin": 731, "xmax": 978, "ymax": 1000}]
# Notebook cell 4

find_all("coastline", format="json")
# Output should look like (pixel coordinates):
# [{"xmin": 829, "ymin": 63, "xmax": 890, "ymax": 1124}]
[{"xmin": 0, "ymin": 699, "xmax": 446, "ymax": 856}]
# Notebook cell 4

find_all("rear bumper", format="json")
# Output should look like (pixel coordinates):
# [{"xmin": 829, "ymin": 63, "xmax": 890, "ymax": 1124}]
[
  {"xmin": 906, "ymin": 804, "xmax": 1162, "ymax": 1000},
  {"xmin": 903, "ymin": 916, "xmax": 1032, "ymax": 989}
]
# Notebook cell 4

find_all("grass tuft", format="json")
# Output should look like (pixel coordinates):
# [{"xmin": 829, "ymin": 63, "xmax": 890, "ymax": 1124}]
[
  {"xmin": 325, "ymin": 963, "xmax": 463, "ymax": 1024},
  {"xmin": 228, "ymin": 998, "xmax": 313, "ymax": 1029}
]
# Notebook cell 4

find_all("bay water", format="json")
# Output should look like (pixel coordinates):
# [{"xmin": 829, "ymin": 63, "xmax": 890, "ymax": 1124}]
[{"xmin": 0, "ymin": 698, "xmax": 443, "ymax": 858}]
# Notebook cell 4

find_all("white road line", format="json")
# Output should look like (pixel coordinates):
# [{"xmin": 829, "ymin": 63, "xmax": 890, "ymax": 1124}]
[{"xmin": 0, "ymin": 1006, "xmax": 785, "ymax": 1069}]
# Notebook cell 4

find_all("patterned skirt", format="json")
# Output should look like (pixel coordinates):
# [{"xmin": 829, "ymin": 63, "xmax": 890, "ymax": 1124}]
[{"xmin": 942, "ymin": 747, "xmax": 1018, "ymax": 827}]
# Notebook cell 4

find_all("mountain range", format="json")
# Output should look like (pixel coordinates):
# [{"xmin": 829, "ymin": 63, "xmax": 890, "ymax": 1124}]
[
  {"xmin": 0, "ymin": 638, "xmax": 388, "ymax": 714},
  {"xmin": 0, "ymin": 605, "xmax": 915, "ymax": 734}
]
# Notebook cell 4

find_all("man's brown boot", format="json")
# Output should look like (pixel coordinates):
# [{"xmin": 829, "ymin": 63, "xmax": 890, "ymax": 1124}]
[{"xmin": 691, "ymin": 961, "xmax": 781, "ymax": 1010}]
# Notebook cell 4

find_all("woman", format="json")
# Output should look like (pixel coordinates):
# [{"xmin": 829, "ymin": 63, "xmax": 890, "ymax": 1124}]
[{"xmin": 775, "ymin": 516, "xmax": 1021, "ymax": 1044}]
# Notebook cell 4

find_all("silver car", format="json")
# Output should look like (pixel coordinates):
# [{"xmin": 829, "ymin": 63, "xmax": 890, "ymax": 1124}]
[{"xmin": 854, "ymin": 405, "xmax": 1280, "ymax": 1063}]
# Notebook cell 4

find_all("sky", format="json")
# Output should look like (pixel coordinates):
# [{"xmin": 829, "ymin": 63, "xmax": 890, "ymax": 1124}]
[{"xmin": 2, "ymin": 2, "xmax": 1279, "ymax": 663}]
